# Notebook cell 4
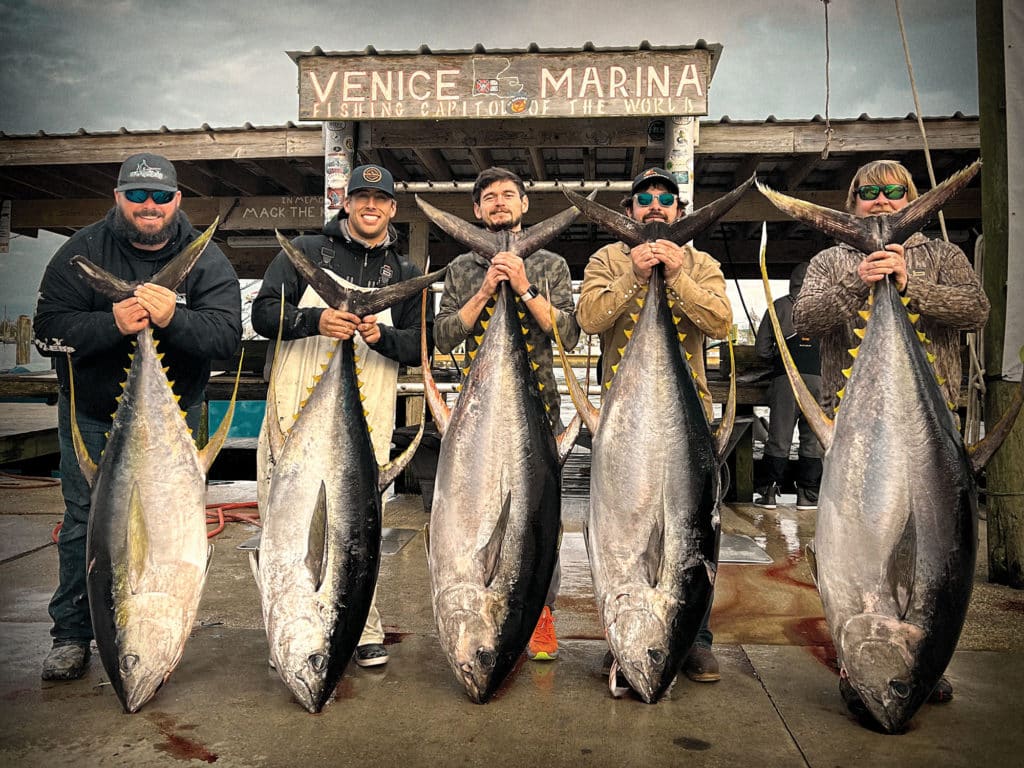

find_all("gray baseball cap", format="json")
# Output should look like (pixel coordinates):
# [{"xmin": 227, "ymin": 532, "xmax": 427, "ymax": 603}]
[
  {"xmin": 115, "ymin": 153, "xmax": 178, "ymax": 192},
  {"xmin": 347, "ymin": 164, "xmax": 395, "ymax": 197}
]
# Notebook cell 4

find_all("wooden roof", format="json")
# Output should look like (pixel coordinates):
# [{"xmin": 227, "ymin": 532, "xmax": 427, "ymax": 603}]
[{"xmin": 0, "ymin": 113, "xmax": 980, "ymax": 280}]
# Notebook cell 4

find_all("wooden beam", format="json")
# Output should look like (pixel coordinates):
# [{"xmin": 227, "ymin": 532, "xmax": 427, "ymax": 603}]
[
  {"xmin": 0, "ymin": 118, "xmax": 980, "ymax": 170},
  {"xmin": 247, "ymin": 158, "xmax": 310, "ymax": 196},
  {"xmin": 528, "ymin": 148, "xmax": 547, "ymax": 182},
  {"xmin": 414, "ymin": 149, "xmax": 453, "ymax": 181},
  {"xmin": 9, "ymin": 188, "xmax": 982, "ymax": 231},
  {"xmin": 731, "ymin": 154, "xmax": 762, "ymax": 188},
  {"xmin": 468, "ymin": 147, "xmax": 494, "ymax": 175},
  {"xmin": 782, "ymin": 155, "xmax": 818, "ymax": 190}
]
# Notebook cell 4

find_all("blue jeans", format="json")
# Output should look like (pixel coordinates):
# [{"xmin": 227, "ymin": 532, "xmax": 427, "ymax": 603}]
[
  {"xmin": 48, "ymin": 392, "xmax": 203, "ymax": 643},
  {"xmin": 694, "ymin": 592, "xmax": 714, "ymax": 648}
]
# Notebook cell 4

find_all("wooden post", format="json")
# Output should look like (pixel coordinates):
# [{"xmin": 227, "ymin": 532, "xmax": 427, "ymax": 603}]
[
  {"xmin": 323, "ymin": 122, "xmax": 354, "ymax": 225},
  {"xmin": 15, "ymin": 315, "xmax": 31, "ymax": 365},
  {"xmin": 977, "ymin": 0, "xmax": 1024, "ymax": 587}
]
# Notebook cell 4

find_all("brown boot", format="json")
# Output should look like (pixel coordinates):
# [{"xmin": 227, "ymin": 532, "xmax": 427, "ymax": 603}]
[
  {"xmin": 683, "ymin": 645, "xmax": 720, "ymax": 682},
  {"xmin": 41, "ymin": 641, "xmax": 90, "ymax": 681}
]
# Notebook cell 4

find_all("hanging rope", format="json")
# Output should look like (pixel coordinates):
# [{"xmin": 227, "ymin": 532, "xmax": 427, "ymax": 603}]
[
  {"xmin": 894, "ymin": 0, "xmax": 949, "ymax": 242},
  {"xmin": 820, "ymin": 0, "xmax": 834, "ymax": 159}
]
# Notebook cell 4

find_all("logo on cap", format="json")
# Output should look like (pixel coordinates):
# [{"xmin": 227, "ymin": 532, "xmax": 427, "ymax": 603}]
[
  {"xmin": 129, "ymin": 159, "xmax": 166, "ymax": 182},
  {"xmin": 363, "ymin": 167, "xmax": 383, "ymax": 183}
]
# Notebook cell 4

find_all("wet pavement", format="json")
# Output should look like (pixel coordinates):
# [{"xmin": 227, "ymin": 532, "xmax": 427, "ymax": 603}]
[{"xmin": 1, "ymin": 476, "xmax": 1022, "ymax": 767}]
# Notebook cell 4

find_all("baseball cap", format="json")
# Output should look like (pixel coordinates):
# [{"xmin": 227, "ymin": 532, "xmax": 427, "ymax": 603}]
[
  {"xmin": 348, "ymin": 164, "xmax": 395, "ymax": 197},
  {"xmin": 115, "ymin": 153, "xmax": 178, "ymax": 192},
  {"xmin": 631, "ymin": 167, "xmax": 680, "ymax": 196}
]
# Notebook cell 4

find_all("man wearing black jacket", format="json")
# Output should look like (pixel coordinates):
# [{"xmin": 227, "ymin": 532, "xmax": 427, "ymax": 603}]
[
  {"xmin": 33, "ymin": 152, "xmax": 242, "ymax": 681},
  {"xmin": 252, "ymin": 164, "xmax": 433, "ymax": 668}
]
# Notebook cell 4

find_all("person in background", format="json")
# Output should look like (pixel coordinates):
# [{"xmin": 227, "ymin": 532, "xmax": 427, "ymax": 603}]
[
  {"xmin": 252, "ymin": 164, "xmax": 432, "ymax": 669},
  {"xmin": 753, "ymin": 262, "xmax": 822, "ymax": 510},
  {"xmin": 33, "ymin": 152, "xmax": 241, "ymax": 681},
  {"xmin": 434, "ymin": 167, "xmax": 580, "ymax": 662},
  {"xmin": 576, "ymin": 167, "xmax": 733, "ymax": 684}
]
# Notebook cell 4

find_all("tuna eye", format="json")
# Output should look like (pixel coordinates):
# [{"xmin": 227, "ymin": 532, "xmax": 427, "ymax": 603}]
[
  {"xmin": 648, "ymin": 649, "xmax": 666, "ymax": 666},
  {"xmin": 308, "ymin": 654, "xmax": 327, "ymax": 672},
  {"xmin": 889, "ymin": 680, "xmax": 912, "ymax": 699},
  {"xmin": 120, "ymin": 654, "xmax": 139, "ymax": 673},
  {"xmin": 476, "ymin": 649, "xmax": 496, "ymax": 671}
]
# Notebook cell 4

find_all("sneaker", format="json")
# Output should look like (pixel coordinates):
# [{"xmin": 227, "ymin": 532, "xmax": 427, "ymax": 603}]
[
  {"xmin": 527, "ymin": 606, "xmax": 558, "ymax": 660},
  {"xmin": 929, "ymin": 675, "xmax": 953, "ymax": 703},
  {"xmin": 354, "ymin": 643, "xmax": 389, "ymax": 667},
  {"xmin": 682, "ymin": 645, "xmax": 720, "ymax": 682},
  {"xmin": 41, "ymin": 641, "xmax": 91, "ymax": 681},
  {"xmin": 796, "ymin": 487, "xmax": 818, "ymax": 510},
  {"xmin": 754, "ymin": 482, "xmax": 778, "ymax": 509}
]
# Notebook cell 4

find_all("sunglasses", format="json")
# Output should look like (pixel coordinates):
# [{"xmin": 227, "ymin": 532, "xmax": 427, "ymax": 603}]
[
  {"xmin": 634, "ymin": 191, "xmax": 677, "ymax": 207},
  {"xmin": 123, "ymin": 189, "xmax": 177, "ymax": 205},
  {"xmin": 855, "ymin": 184, "xmax": 907, "ymax": 201}
]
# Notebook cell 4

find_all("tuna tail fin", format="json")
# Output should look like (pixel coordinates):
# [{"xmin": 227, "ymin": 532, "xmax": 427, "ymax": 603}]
[
  {"xmin": 510, "ymin": 191, "xmax": 593, "ymax": 258},
  {"xmin": 759, "ymin": 224, "xmax": 834, "ymax": 451},
  {"xmin": 415, "ymin": 195, "xmax": 504, "ymax": 257},
  {"xmin": 562, "ymin": 187, "xmax": 647, "ymax": 247},
  {"xmin": 886, "ymin": 160, "xmax": 982, "ymax": 246},
  {"xmin": 967, "ymin": 347, "xmax": 1024, "ymax": 474},
  {"xmin": 199, "ymin": 350, "xmax": 243, "ymax": 473},
  {"xmin": 665, "ymin": 174, "xmax": 755, "ymax": 246},
  {"xmin": 755, "ymin": 182, "xmax": 875, "ymax": 254},
  {"xmin": 551, "ymin": 299, "xmax": 600, "ymax": 436},
  {"xmin": 69, "ymin": 219, "xmax": 219, "ymax": 302},
  {"xmin": 66, "ymin": 353, "xmax": 98, "ymax": 487},
  {"xmin": 713, "ymin": 339, "xmax": 738, "ymax": 462},
  {"xmin": 421, "ymin": 288, "xmax": 451, "ymax": 434}
]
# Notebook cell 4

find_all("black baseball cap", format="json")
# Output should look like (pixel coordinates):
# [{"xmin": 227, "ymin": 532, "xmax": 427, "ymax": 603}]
[
  {"xmin": 115, "ymin": 153, "xmax": 178, "ymax": 192},
  {"xmin": 631, "ymin": 167, "xmax": 680, "ymax": 196},
  {"xmin": 348, "ymin": 165, "xmax": 395, "ymax": 197}
]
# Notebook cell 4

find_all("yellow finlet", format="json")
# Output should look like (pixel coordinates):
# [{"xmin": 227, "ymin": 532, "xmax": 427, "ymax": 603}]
[
  {"xmin": 853, "ymin": 328, "xmax": 865, "ymax": 339},
  {"xmin": 517, "ymin": 311, "xmax": 526, "ymax": 320},
  {"xmin": 526, "ymin": 343, "xmax": 535, "ymax": 353},
  {"xmin": 848, "ymin": 348, "xmax": 859, "ymax": 359},
  {"xmin": 917, "ymin": 331, "xmax": 927, "ymax": 343},
  {"xmin": 858, "ymin": 310, "xmax": 871, "ymax": 321},
  {"xmin": 927, "ymin": 352, "xmax": 937, "ymax": 364},
  {"xmin": 842, "ymin": 367, "xmax": 853, "ymax": 378},
  {"xmin": 907, "ymin": 312, "xmax": 920, "ymax": 324},
  {"xmin": 837, "ymin": 387, "xmax": 846, "ymax": 400},
  {"xmin": 474, "ymin": 334, "xmax": 484, "ymax": 346},
  {"xmin": 629, "ymin": 313, "xmax": 640, "ymax": 324},
  {"xmin": 623, "ymin": 329, "xmax": 633, "ymax": 339},
  {"xmin": 531, "ymin": 361, "xmax": 541, "ymax": 371},
  {"xmin": 902, "ymin": 296, "xmax": 912, "ymax": 307}
]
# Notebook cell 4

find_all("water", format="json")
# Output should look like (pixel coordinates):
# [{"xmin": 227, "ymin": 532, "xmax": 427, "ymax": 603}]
[{"xmin": 0, "ymin": 342, "xmax": 48, "ymax": 372}]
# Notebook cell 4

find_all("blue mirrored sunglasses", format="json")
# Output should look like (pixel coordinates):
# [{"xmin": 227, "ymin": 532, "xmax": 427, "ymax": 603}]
[
  {"xmin": 634, "ymin": 191, "xmax": 677, "ymax": 207},
  {"xmin": 124, "ymin": 189, "xmax": 176, "ymax": 205},
  {"xmin": 856, "ymin": 184, "xmax": 907, "ymax": 201}
]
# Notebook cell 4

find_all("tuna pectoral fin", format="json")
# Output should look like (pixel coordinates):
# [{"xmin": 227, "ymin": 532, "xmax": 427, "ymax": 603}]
[
  {"xmin": 758, "ymin": 224, "xmax": 833, "ymax": 451},
  {"xmin": 305, "ymin": 481, "xmax": 330, "ymax": 592},
  {"xmin": 888, "ymin": 515, "xmax": 917, "ymax": 620},
  {"xmin": 477, "ymin": 468, "xmax": 513, "ymax": 588},
  {"xmin": 805, "ymin": 541, "xmax": 819, "ymax": 587},
  {"xmin": 556, "ymin": 413, "xmax": 582, "ymax": 467},
  {"xmin": 641, "ymin": 518, "xmax": 664, "ymax": 588},
  {"xmin": 967, "ymin": 357, "xmax": 1024, "ymax": 474},
  {"xmin": 380, "ymin": 395, "xmax": 426, "ymax": 489},
  {"xmin": 199, "ymin": 352, "xmax": 244, "ymax": 473},
  {"xmin": 127, "ymin": 482, "xmax": 151, "ymax": 596},
  {"xmin": 421, "ymin": 289, "xmax": 451, "ymax": 434},
  {"xmin": 714, "ymin": 339, "xmax": 738, "ymax": 462},
  {"xmin": 551, "ymin": 300, "xmax": 600, "ymax": 435},
  {"xmin": 66, "ymin": 354, "xmax": 98, "ymax": 487}
]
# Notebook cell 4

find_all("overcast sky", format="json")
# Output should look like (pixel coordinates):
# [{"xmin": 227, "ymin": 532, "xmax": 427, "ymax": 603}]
[{"xmin": 0, "ymin": 0, "xmax": 979, "ymax": 325}]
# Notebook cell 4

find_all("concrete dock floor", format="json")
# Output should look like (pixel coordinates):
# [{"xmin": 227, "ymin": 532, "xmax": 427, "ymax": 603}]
[{"xmin": 1, "ymin": 476, "xmax": 1022, "ymax": 767}]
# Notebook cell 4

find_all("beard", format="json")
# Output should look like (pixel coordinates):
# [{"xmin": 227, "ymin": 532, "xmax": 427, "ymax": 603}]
[
  {"xmin": 486, "ymin": 211, "xmax": 522, "ymax": 232},
  {"xmin": 112, "ymin": 205, "xmax": 178, "ymax": 246}
]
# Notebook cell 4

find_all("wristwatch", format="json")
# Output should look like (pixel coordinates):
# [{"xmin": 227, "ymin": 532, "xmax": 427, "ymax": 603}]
[{"xmin": 519, "ymin": 284, "xmax": 540, "ymax": 301}]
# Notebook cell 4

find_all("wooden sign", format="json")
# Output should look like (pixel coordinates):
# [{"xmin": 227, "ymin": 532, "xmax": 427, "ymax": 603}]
[{"xmin": 296, "ymin": 50, "xmax": 712, "ymax": 121}]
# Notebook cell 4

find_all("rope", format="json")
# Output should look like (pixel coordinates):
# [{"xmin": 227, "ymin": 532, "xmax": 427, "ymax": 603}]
[
  {"xmin": 894, "ymin": 0, "xmax": 949, "ymax": 242},
  {"xmin": 0, "ymin": 471, "xmax": 61, "ymax": 489},
  {"xmin": 820, "ymin": 0, "xmax": 835, "ymax": 159}
]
